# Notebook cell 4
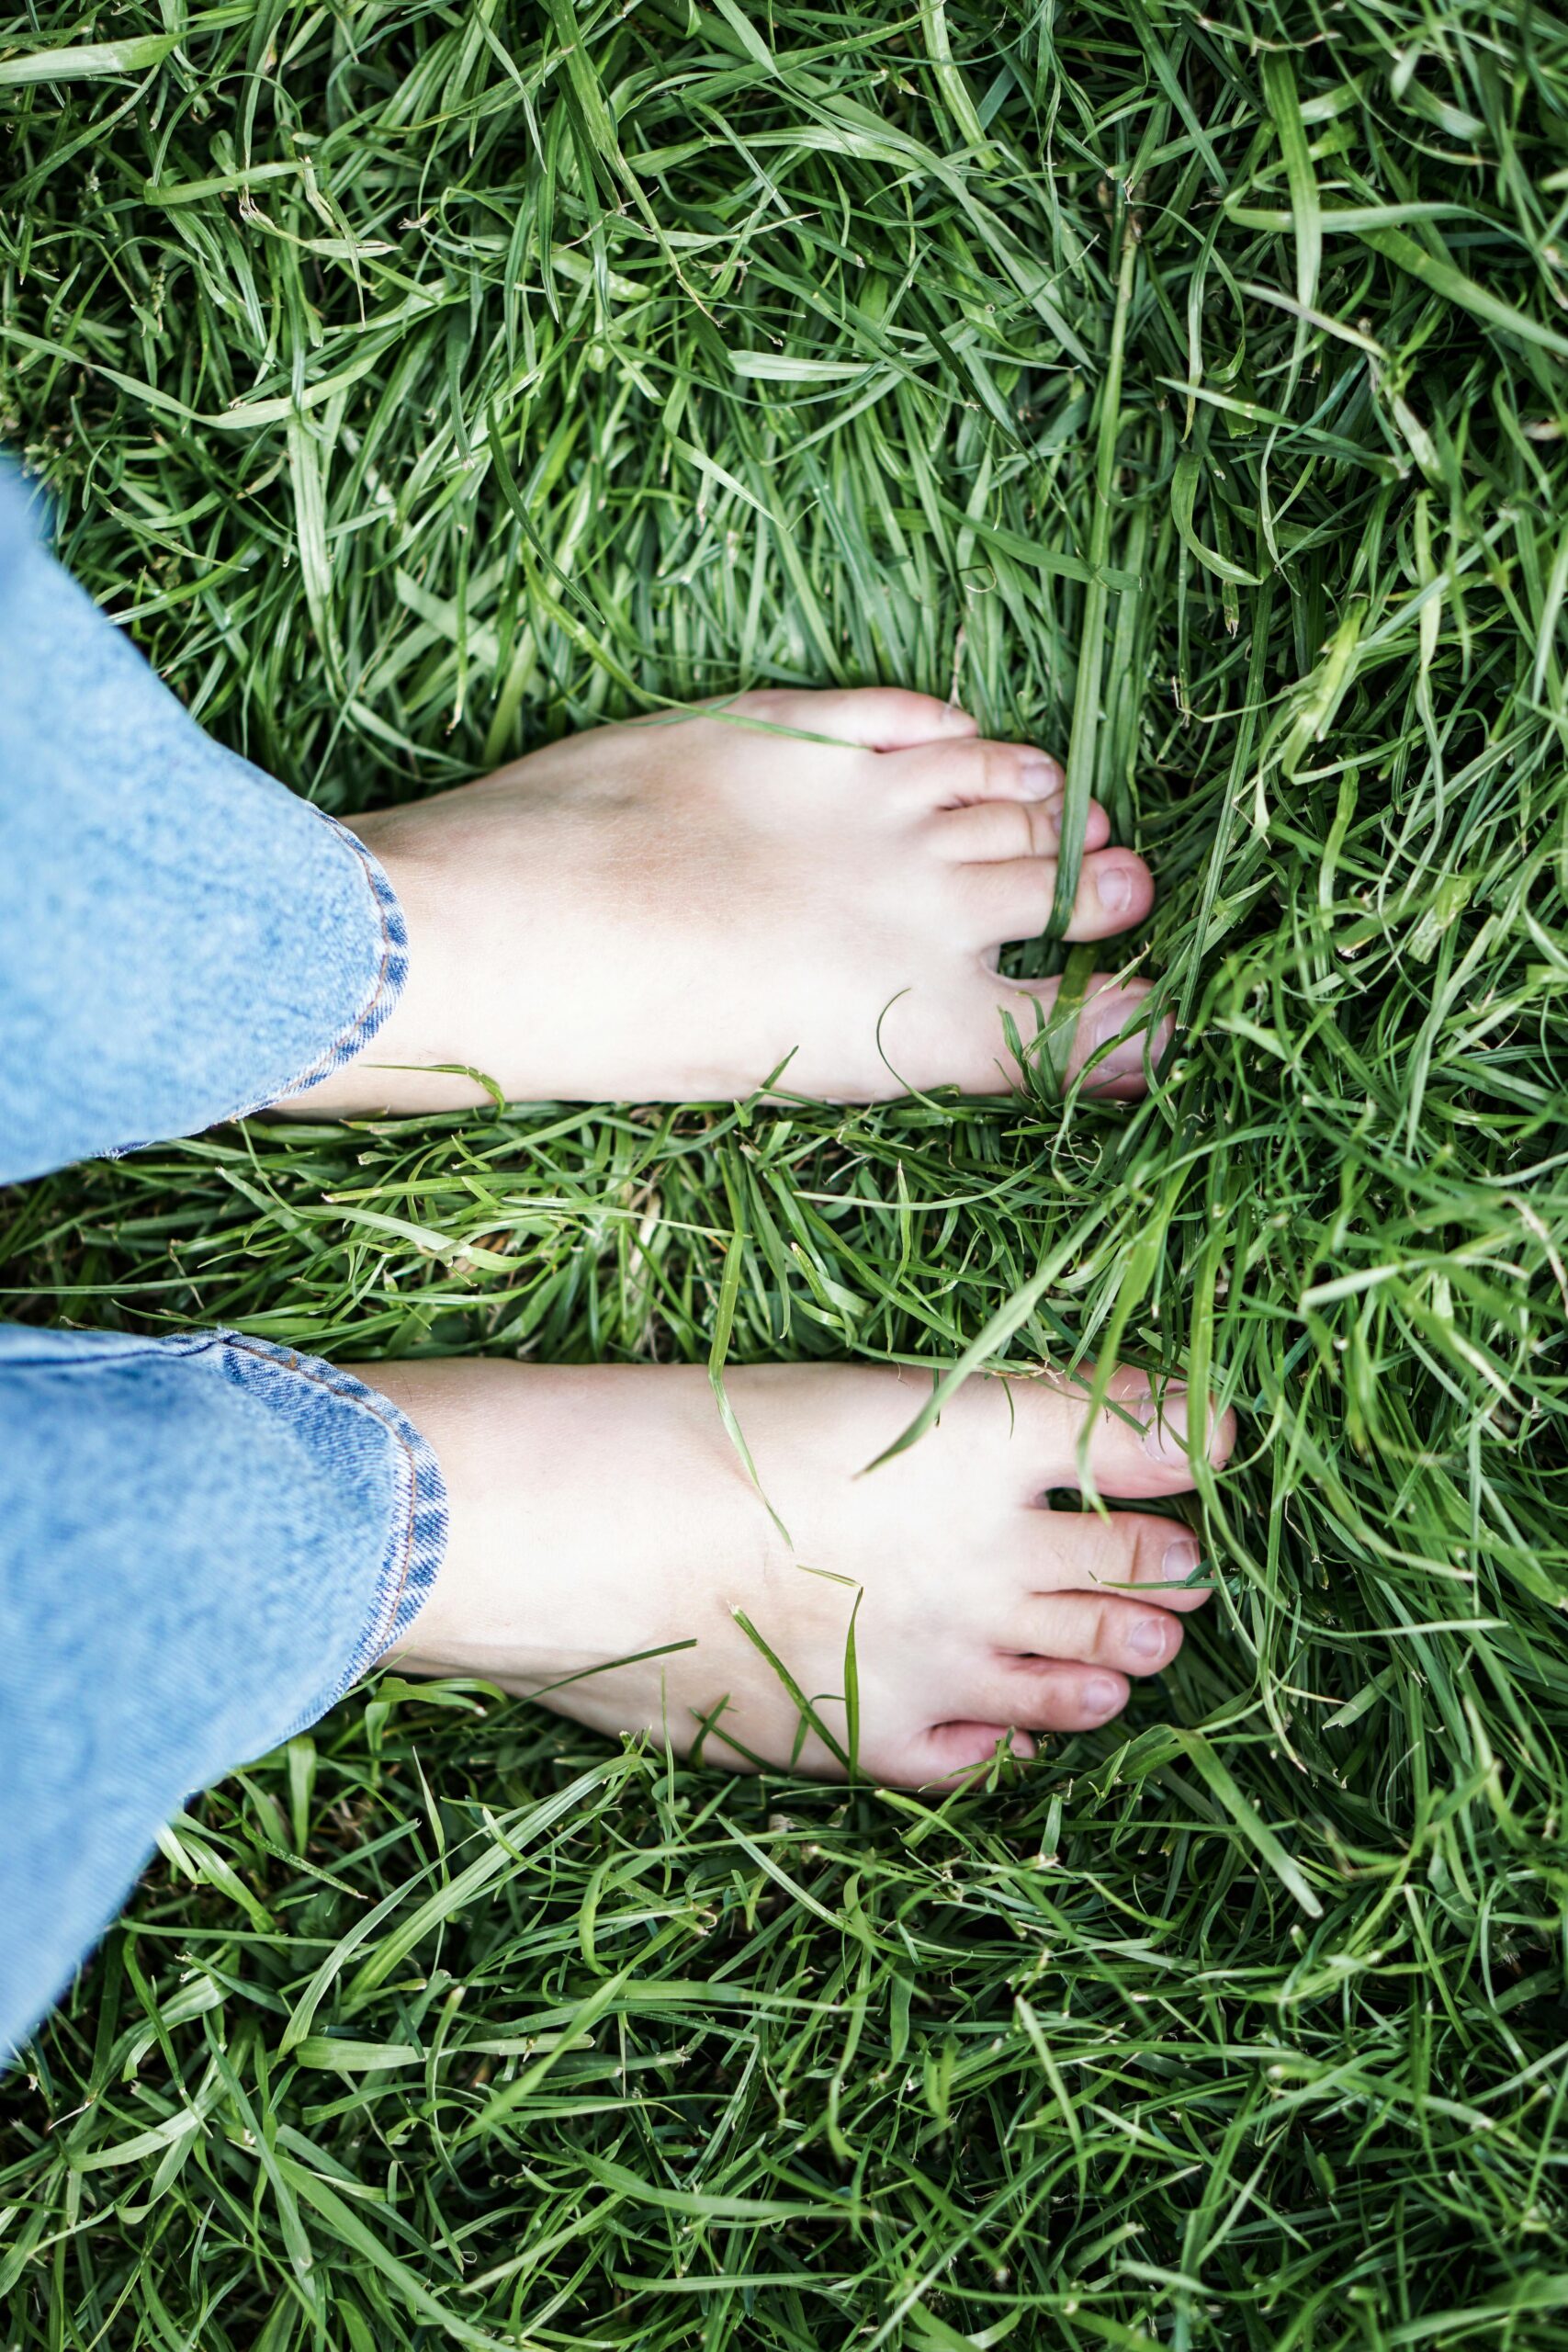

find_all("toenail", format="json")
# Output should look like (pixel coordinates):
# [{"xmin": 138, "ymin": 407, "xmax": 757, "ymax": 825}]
[
  {"xmin": 1128, "ymin": 1617, "xmax": 1168, "ymax": 1661},
  {"xmin": 1076, "ymin": 990, "xmax": 1153, "ymax": 1086},
  {"xmin": 1085, "ymin": 1675, "xmax": 1122, "ymax": 1716},
  {"xmin": 1141, "ymin": 1390, "xmax": 1191, "ymax": 1461},
  {"xmin": 1019, "ymin": 754, "xmax": 1059, "ymax": 798},
  {"xmin": 1163, "ymin": 1535, "xmax": 1201, "ymax": 1581},
  {"xmin": 1099, "ymin": 865, "xmax": 1134, "ymax": 916}
]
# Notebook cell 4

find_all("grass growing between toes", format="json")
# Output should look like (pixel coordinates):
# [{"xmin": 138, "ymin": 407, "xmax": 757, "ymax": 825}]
[{"xmin": 4, "ymin": 0, "xmax": 1568, "ymax": 2342}]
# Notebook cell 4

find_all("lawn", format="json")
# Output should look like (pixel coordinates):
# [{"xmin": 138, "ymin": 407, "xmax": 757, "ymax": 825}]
[{"xmin": 4, "ymin": 0, "xmax": 1568, "ymax": 2342}]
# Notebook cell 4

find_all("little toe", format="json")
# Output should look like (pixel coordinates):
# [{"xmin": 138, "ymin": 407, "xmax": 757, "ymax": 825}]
[
  {"xmin": 963, "ymin": 846, "xmax": 1154, "ymax": 946},
  {"xmin": 983, "ymin": 972, "xmax": 1171, "ymax": 1099},
  {"xmin": 739, "ymin": 686, "xmax": 978, "ymax": 751},
  {"xmin": 904, "ymin": 1720, "xmax": 1036, "ymax": 1786},
  {"xmin": 886, "ymin": 736, "xmax": 1064, "ymax": 810},
  {"xmin": 1066, "ymin": 977, "xmax": 1173, "ymax": 1096},
  {"xmin": 931, "ymin": 795, "xmax": 1112, "ymax": 864}
]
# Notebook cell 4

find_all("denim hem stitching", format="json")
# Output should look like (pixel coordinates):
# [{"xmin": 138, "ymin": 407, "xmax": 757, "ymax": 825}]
[
  {"xmin": 217, "ymin": 1332, "xmax": 449, "ymax": 1735},
  {"xmin": 233, "ymin": 811, "xmax": 409, "ymax": 1114},
  {"xmin": 101, "ymin": 810, "xmax": 410, "ymax": 1159}
]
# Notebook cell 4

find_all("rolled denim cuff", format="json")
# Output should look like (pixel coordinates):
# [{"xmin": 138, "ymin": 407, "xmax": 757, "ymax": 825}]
[
  {"xmin": 225, "ymin": 813, "xmax": 411, "ymax": 1120},
  {"xmin": 0, "ymin": 1320, "xmax": 449, "ymax": 2055},
  {"xmin": 0, "ymin": 459, "xmax": 413, "ymax": 1181},
  {"xmin": 216, "ymin": 1332, "xmax": 450, "ymax": 1713}
]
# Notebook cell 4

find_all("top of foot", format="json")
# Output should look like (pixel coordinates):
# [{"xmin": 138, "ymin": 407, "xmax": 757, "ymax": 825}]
[
  {"xmin": 293, "ymin": 687, "xmax": 1168, "ymax": 1114},
  {"xmin": 378, "ymin": 1356, "xmax": 1235, "ymax": 1788}
]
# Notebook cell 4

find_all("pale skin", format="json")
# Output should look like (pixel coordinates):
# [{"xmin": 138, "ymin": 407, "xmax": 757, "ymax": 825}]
[
  {"xmin": 367, "ymin": 1359, "xmax": 1233, "ymax": 1787},
  {"xmin": 302, "ymin": 687, "xmax": 1165, "ymax": 1114},
  {"xmin": 283, "ymin": 686, "xmax": 1232, "ymax": 1784}
]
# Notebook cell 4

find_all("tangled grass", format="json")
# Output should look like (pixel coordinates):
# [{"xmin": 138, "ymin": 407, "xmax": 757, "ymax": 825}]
[{"xmin": 4, "ymin": 0, "xmax": 1568, "ymax": 2341}]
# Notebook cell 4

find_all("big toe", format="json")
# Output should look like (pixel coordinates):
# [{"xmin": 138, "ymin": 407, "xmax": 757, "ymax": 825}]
[{"xmin": 739, "ymin": 685, "xmax": 979, "ymax": 751}]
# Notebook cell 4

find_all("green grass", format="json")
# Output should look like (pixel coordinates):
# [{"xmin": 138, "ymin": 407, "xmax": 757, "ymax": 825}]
[{"xmin": 4, "ymin": 0, "xmax": 1568, "ymax": 2341}]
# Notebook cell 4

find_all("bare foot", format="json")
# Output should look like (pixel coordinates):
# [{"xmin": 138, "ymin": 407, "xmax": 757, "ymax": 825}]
[
  {"xmin": 368, "ymin": 1358, "xmax": 1233, "ymax": 1787},
  {"xmin": 299, "ymin": 688, "xmax": 1165, "ymax": 1114}
]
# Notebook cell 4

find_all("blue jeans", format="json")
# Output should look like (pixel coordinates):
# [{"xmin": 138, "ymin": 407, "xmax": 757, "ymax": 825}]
[{"xmin": 0, "ymin": 467, "xmax": 449, "ymax": 2054}]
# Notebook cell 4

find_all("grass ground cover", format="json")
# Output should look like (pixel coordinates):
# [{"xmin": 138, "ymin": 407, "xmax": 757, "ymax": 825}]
[{"xmin": 3, "ymin": 0, "xmax": 1568, "ymax": 2341}]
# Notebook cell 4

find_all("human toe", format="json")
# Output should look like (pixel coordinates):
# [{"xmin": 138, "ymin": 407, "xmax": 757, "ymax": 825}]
[
  {"xmin": 1069, "ymin": 977, "xmax": 1174, "ymax": 1094},
  {"xmin": 931, "ymin": 794, "xmax": 1112, "ymax": 863},
  {"xmin": 1024, "ymin": 1508, "xmax": 1214, "ymax": 1611},
  {"xmin": 1006, "ymin": 1589, "xmax": 1190, "ymax": 1678},
  {"xmin": 1044, "ymin": 1364, "xmax": 1238, "ymax": 1497},
  {"xmin": 886, "ymin": 735, "xmax": 1066, "ymax": 811},
  {"xmin": 976, "ymin": 1657, "xmax": 1133, "ymax": 1734},
  {"xmin": 896, "ymin": 1721, "xmax": 1037, "ymax": 1786},
  {"xmin": 962, "ymin": 845, "xmax": 1154, "ymax": 947},
  {"xmin": 737, "ymin": 685, "xmax": 979, "ymax": 751},
  {"xmin": 986, "ymin": 971, "xmax": 1170, "ymax": 1098}
]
